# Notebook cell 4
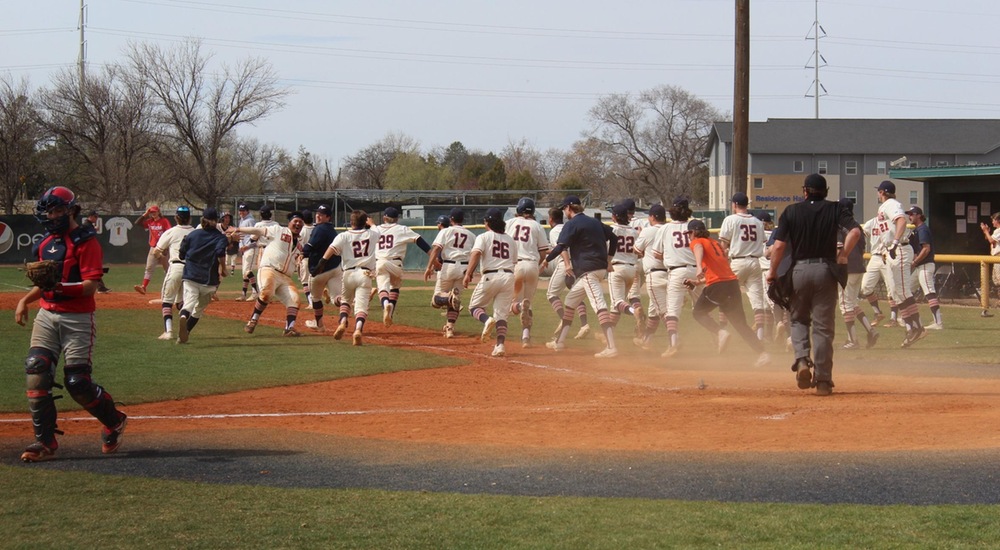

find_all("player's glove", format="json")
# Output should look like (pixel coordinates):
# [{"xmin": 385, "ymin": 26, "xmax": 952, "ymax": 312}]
[
  {"xmin": 887, "ymin": 239, "xmax": 899, "ymax": 260},
  {"xmin": 25, "ymin": 260, "xmax": 60, "ymax": 291},
  {"xmin": 564, "ymin": 271, "xmax": 576, "ymax": 289}
]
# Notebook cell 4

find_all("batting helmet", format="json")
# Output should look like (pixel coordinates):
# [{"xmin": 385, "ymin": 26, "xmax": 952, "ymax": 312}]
[
  {"xmin": 516, "ymin": 197, "xmax": 535, "ymax": 216},
  {"xmin": 35, "ymin": 186, "xmax": 77, "ymax": 233}
]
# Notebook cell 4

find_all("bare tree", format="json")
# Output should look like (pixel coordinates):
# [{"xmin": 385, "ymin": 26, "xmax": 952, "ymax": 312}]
[
  {"xmin": 588, "ymin": 85, "xmax": 723, "ymax": 206},
  {"xmin": 127, "ymin": 39, "xmax": 289, "ymax": 207},
  {"xmin": 0, "ymin": 75, "xmax": 44, "ymax": 214},
  {"xmin": 341, "ymin": 132, "xmax": 419, "ymax": 189},
  {"xmin": 37, "ymin": 66, "xmax": 158, "ymax": 211}
]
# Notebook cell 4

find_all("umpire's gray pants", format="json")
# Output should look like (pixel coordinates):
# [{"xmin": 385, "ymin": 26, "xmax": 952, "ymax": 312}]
[{"xmin": 790, "ymin": 261, "xmax": 838, "ymax": 382}]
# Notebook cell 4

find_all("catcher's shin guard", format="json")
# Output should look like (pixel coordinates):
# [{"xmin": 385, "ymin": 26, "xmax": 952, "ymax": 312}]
[
  {"xmin": 25, "ymin": 347, "xmax": 61, "ymax": 444},
  {"xmin": 64, "ymin": 364, "xmax": 121, "ymax": 428}
]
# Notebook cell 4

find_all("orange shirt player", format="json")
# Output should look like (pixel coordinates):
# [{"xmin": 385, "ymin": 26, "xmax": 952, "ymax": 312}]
[{"xmin": 134, "ymin": 205, "xmax": 173, "ymax": 294}]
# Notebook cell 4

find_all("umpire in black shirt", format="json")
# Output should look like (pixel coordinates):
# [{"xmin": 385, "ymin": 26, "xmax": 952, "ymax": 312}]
[{"xmin": 766, "ymin": 174, "xmax": 861, "ymax": 396}]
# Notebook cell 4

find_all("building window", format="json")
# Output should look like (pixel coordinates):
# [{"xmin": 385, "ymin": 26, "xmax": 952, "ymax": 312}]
[
  {"xmin": 845, "ymin": 161, "xmax": 858, "ymax": 175},
  {"xmin": 846, "ymin": 190, "xmax": 857, "ymax": 203},
  {"xmin": 909, "ymin": 191, "xmax": 918, "ymax": 205},
  {"xmin": 817, "ymin": 160, "xmax": 828, "ymax": 174},
  {"xmin": 936, "ymin": 161, "xmax": 950, "ymax": 167},
  {"xmin": 793, "ymin": 160, "xmax": 804, "ymax": 173},
  {"xmin": 753, "ymin": 177, "xmax": 763, "ymax": 189},
  {"xmin": 909, "ymin": 161, "xmax": 919, "ymax": 168},
  {"xmin": 877, "ymin": 161, "xmax": 886, "ymax": 175}
]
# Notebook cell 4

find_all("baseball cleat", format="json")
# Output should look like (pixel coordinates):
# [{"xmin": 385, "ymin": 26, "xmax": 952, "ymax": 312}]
[
  {"xmin": 545, "ymin": 340, "xmax": 566, "ymax": 351},
  {"xmin": 866, "ymin": 330, "xmax": 880, "ymax": 349},
  {"xmin": 594, "ymin": 347, "xmax": 619, "ymax": 358},
  {"xmin": 283, "ymin": 328, "xmax": 301, "ymax": 337},
  {"xmin": 842, "ymin": 340, "xmax": 859, "ymax": 350},
  {"xmin": 443, "ymin": 324, "xmax": 455, "ymax": 339},
  {"xmin": 900, "ymin": 326, "xmax": 927, "ymax": 348},
  {"xmin": 753, "ymin": 352, "xmax": 772, "ymax": 368},
  {"xmin": 235, "ymin": 295, "xmax": 247, "ymax": 302},
  {"xmin": 306, "ymin": 319, "xmax": 325, "ymax": 331},
  {"xmin": 383, "ymin": 303, "xmax": 393, "ymax": 327},
  {"xmin": 157, "ymin": 331, "xmax": 173, "ymax": 341},
  {"xmin": 133, "ymin": 284, "xmax": 146, "ymax": 295},
  {"xmin": 491, "ymin": 343, "xmax": 506, "ymax": 357},
  {"xmin": 882, "ymin": 319, "xmax": 898, "ymax": 328},
  {"xmin": 521, "ymin": 338, "xmax": 530, "ymax": 349},
  {"xmin": 101, "ymin": 414, "xmax": 128, "ymax": 454},
  {"xmin": 481, "ymin": 317, "xmax": 497, "ymax": 343},
  {"xmin": 717, "ymin": 329, "xmax": 731, "ymax": 354},
  {"xmin": 21, "ymin": 441, "xmax": 58, "ymax": 462},
  {"xmin": 814, "ymin": 380, "xmax": 834, "ymax": 396},
  {"xmin": 633, "ymin": 336, "xmax": 652, "ymax": 350},
  {"xmin": 244, "ymin": 319, "xmax": 258, "ymax": 334},
  {"xmin": 871, "ymin": 312, "xmax": 885, "ymax": 325},
  {"xmin": 448, "ymin": 288, "xmax": 462, "ymax": 312},
  {"xmin": 574, "ymin": 324, "xmax": 591, "ymax": 340},
  {"xmin": 333, "ymin": 321, "xmax": 348, "ymax": 340},
  {"xmin": 924, "ymin": 322, "xmax": 943, "ymax": 330},
  {"xmin": 352, "ymin": 330, "xmax": 363, "ymax": 346},
  {"xmin": 177, "ymin": 316, "xmax": 190, "ymax": 344},
  {"xmin": 661, "ymin": 345, "xmax": 680, "ymax": 358},
  {"xmin": 794, "ymin": 357, "xmax": 815, "ymax": 389}
]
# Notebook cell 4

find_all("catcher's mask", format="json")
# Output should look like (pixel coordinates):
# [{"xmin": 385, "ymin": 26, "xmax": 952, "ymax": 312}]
[{"xmin": 35, "ymin": 186, "xmax": 77, "ymax": 233}]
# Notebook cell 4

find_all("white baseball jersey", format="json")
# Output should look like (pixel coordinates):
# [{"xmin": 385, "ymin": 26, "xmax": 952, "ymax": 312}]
[
  {"xmin": 630, "ymin": 217, "xmax": 650, "ymax": 231},
  {"xmin": 863, "ymin": 217, "xmax": 889, "ymax": 255},
  {"xmin": 719, "ymin": 213, "xmax": 765, "ymax": 259},
  {"xmin": 610, "ymin": 223, "xmax": 639, "ymax": 265},
  {"xmin": 376, "ymin": 223, "xmax": 422, "ymax": 260},
  {"xmin": 473, "ymin": 230, "xmax": 518, "ymax": 273},
  {"xmin": 549, "ymin": 223, "xmax": 563, "ymax": 248},
  {"xmin": 298, "ymin": 224, "xmax": 313, "ymax": 249},
  {"xmin": 253, "ymin": 219, "xmax": 281, "ymax": 248},
  {"xmin": 634, "ymin": 224, "xmax": 665, "ymax": 271},
  {"xmin": 330, "ymin": 228, "xmax": 380, "ymax": 271},
  {"xmin": 504, "ymin": 217, "xmax": 550, "ymax": 262},
  {"xmin": 237, "ymin": 214, "xmax": 257, "ymax": 247},
  {"xmin": 105, "ymin": 217, "xmax": 133, "ymax": 246},
  {"xmin": 432, "ymin": 225, "xmax": 475, "ymax": 263},
  {"xmin": 154, "ymin": 224, "xmax": 195, "ymax": 263},
  {"xmin": 877, "ymin": 198, "xmax": 910, "ymax": 247},
  {"xmin": 658, "ymin": 221, "xmax": 696, "ymax": 267},
  {"xmin": 258, "ymin": 225, "xmax": 300, "ymax": 274}
]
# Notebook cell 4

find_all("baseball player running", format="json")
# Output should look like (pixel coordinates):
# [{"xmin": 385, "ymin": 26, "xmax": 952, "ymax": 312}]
[
  {"xmin": 607, "ymin": 203, "xmax": 645, "ymax": 334},
  {"xmin": 632, "ymin": 204, "xmax": 668, "ymax": 350},
  {"xmin": 654, "ymin": 197, "xmax": 703, "ymax": 357},
  {"xmin": 320, "ymin": 210, "xmax": 380, "ymax": 346},
  {"xmin": 152, "ymin": 206, "xmax": 194, "ymax": 340},
  {"xmin": 542, "ymin": 195, "xmax": 620, "ymax": 358},
  {"xmin": 718, "ymin": 192, "xmax": 767, "ymax": 340},
  {"xmin": 876, "ymin": 180, "xmax": 926, "ymax": 347},
  {"xmin": 907, "ymin": 206, "xmax": 942, "ymax": 329},
  {"xmin": 463, "ymin": 208, "xmax": 517, "ymax": 357},
  {"xmin": 544, "ymin": 206, "xmax": 592, "ymax": 341},
  {"xmin": 236, "ymin": 204, "xmax": 259, "ymax": 301},
  {"xmin": 295, "ymin": 209, "xmax": 314, "ymax": 308},
  {"xmin": 425, "ymin": 208, "xmax": 474, "ymax": 338},
  {"xmin": 505, "ymin": 198, "xmax": 551, "ymax": 348},
  {"xmin": 375, "ymin": 206, "xmax": 432, "ymax": 327},
  {"xmin": 303, "ymin": 205, "xmax": 342, "ymax": 331},
  {"xmin": 623, "ymin": 198, "xmax": 648, "ymax": 315},
  {"xmin": 134, "ymin": 204, "xmax": 172, "ymax": 295},
  {"xmin": 228, "ymin": 212, "xmax": 306, "ymax": 337},
  {"xmin": 859, "ymin": 214, "xmax": 892, "ymax": 326},
  {"xmin": 176, "ymin": 207, "xmax": 229, "ymax": 344},
  {"xmin": 837, "ymin": 199, "xmax": 879, "ymax": 349}
]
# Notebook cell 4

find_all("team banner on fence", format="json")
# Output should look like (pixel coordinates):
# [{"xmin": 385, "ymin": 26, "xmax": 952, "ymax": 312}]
[{"xmin": 0, "ymin": 215, "xmax": 152, "ymax": 265}]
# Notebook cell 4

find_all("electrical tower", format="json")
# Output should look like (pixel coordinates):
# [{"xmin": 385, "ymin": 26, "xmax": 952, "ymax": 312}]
[{"xmin": 804, "ymin": 0, "xmax": 827, "ymax": 119}]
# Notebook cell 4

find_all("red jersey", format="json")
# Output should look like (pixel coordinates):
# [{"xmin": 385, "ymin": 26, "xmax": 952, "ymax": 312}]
[
  {"xmin": 142, "ymin": 216, "xmax": 172, "ymax": 247},
  {"xmin": 35, "ymin": 228, "xmax": 104, "ymax": 313},
  {"xmin": 690, "ymin": 236, "xmax": 737, "ymax": 287}
]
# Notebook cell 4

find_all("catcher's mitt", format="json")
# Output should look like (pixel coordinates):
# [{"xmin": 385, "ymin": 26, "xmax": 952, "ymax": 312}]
[{"xmin": 25, "ymin": 260, "xmax": 60, "ymax": 291}]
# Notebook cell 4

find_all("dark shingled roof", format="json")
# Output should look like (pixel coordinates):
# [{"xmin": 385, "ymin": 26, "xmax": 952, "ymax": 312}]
[{"xmin": 710, "ymin": 119, "xmax": 1000, "ymax": 155}]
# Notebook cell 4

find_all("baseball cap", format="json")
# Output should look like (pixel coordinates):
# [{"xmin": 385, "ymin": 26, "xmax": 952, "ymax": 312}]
[
  {"xmin": 484, "ymin": 207, "xmax": 504, "ymax": 223},
  {"xmin": 260, "ymin": 205, "xmax": 272, "ymax": 214},
  {"xmin": 804, "ymin": 173, "xmax": 828, "ymax": 190},
  {"xmin": 622, "ymin": 198, "xmax": 636, "ymax": 211},
  {"xmin": 86, "ymin": 210, "xmax": 99, "ymax": 217},
  {"xmin": 906, "ymin": 205, "xmax": 924, "ymax": 216},
  {"xmin": 384, "ymin": 206, "xmax": 401, "ymax": 218},
  {"xmin": 238, "ymin": 203, "xmax": 248, "ymax": 211},
  {"xmin": 612, "ymin": 203, "xmax": 629, "ymax": 218},
  {"xmin": 435, "ymin": 214, "xmax": 451, "ymax": 227},
  {"xmin": 838, "ymin": 197, "xmax": 855, "ymax": 214},
  {"xmin": 449, "ymin": 207, "xmax": 465, "ymax": 223},
  {"xmin": 688, "ymin": 219, "xmax": 707, "ymax": 232},
  {"xmin": 759, "ymin": 212, "xmax": 773, "ymax": 223},
  {"xmin": 202, "ymin": 207, "xmax": 219, "ymax": 221},
  {"xmin": 649, "ymin": 204, "xmax": 667, "ymax": 219},
  {"xmin": 560, "ymin": 195, "xmax": 582, "ymax": 208},
  {"xmin": 672, "ymin": 196, "xmax": 690, "ymax": 208},
  {"xmin": 316, "ymin": 204, "xmax": 332, "ymax": 216},
  {"xmin": 731, "ymin": 192, "xmax": 749, "ymax": 206},
  {"xmin": 877, "ymin": 180, "xmax": 896, "ymax": 193},
  {"xmin": 149, "ymin": 205, "xmax": 160, "ymax": 213}
]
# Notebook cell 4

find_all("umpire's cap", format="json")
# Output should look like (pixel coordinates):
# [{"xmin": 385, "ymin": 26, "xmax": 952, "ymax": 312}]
[{"xmin": 804, "ymin": 173, "xmax": 828, "ymax": 190}]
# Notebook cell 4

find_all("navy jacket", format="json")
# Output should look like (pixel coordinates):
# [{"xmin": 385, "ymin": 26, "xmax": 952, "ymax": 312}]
[
  {"xmin": 546, "ymin": 213, "xmax": 616, "ymax": 274},
  {"xmin": 179, "ymin": 228, "xmax": 228, "ymax": 285},
  {"xmin": 302, "ymin": 222, "xmax": 341, "ymax": 272}
]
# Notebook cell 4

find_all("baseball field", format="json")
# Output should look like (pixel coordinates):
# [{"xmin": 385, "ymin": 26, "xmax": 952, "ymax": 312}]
[{"xmin": 2, "ymin": 265, "xmax": 1000, "ymax": 548}]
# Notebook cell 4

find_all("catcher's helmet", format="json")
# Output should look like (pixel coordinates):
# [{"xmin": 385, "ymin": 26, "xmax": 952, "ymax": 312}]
[
  {"xmin": 35, "ymin": 186, "xmax": 77, "ymax": 233},
  {"xmin": 516, "ymin": 197, "xmax": 535, "ymax": 216}
]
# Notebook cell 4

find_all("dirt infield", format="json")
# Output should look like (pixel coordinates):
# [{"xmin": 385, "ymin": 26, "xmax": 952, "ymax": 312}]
[{"xmin": 3, "ymin": 291, "xmax": 999, "ymax": 457}]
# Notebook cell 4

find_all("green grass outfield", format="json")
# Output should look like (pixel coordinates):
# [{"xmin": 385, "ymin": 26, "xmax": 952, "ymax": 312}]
[{"xmin": 2, "ymin": 265, "xmax": 1000, "ymax": 548}]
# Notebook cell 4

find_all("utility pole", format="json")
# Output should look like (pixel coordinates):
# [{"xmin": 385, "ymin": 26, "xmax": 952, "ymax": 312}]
[
  {"xmin": 78, "ymin": 0, "xmax": 87, "ymax": 89},
  {"xmin": 732, "ymin": 0, "xmax": 750, "ymax": 196}
]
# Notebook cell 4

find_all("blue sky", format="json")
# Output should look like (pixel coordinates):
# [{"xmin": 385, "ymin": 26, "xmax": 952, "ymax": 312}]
[{"xmin": 4, "ymin": 0, "xmax": 1000, "ymax": 164}]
